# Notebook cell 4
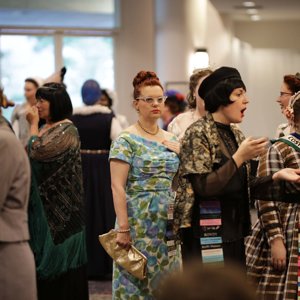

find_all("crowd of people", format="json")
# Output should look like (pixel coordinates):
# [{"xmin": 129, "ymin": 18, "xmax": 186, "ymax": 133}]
[{"xmin": 1, "ymin": 66, "xmax": 300, "ymax": 300}]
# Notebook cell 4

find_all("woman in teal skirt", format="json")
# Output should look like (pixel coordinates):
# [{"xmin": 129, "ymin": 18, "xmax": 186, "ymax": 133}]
[
  {"xmin": 26, "ymin": 83, "xmax": 88, "ymax": 300},
  {"xmin": 109, "ymin": 71, "xmax": 182, "ymax": 299}
]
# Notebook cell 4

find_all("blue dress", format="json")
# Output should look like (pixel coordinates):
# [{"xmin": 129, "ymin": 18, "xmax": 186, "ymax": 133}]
[{"xmin": 109, "ymin": 132, "xmax": 182, "ymax": 299}]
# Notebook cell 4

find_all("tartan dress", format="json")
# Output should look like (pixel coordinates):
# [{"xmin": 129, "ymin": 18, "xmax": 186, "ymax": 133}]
[{"xmin": 245, "ymin": 138, "xmax": 300, "ymax": 300}]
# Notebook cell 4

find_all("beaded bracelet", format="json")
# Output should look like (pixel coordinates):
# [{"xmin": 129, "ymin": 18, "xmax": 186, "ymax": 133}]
[{"xmin": 116, "ymin": 228, "xmax": 130, "ymax": 233}]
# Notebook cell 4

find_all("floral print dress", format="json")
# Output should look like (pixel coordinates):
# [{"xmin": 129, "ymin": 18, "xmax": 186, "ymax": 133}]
[{"xmin": 109, "ymin": 132, "xmax": 182, "ymax": 299}]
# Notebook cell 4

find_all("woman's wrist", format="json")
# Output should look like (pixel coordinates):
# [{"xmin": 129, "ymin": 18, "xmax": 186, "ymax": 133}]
[
  {"xmin": 30, "ymin": 120, "xmax": 39, "ymax": 127},
  {"xmin": 232, "ymin": 153, "xmax": 244, "ymax": 168},
  {"xmin": 270, "ymin": 237, "xmax": 284, "ymax": 246},
  {"xmin": 116, "ymin": 228, "xmax": 130, "ymax": 233},
  {"xmin": 30, "ymin": 123, "xmax": 39, "ymax": 136}
]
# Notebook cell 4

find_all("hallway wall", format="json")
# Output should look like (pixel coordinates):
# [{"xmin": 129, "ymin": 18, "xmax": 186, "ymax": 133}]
[{"xmin": 114, "ymin": 0, "xmax": 300, "ymax": 138}]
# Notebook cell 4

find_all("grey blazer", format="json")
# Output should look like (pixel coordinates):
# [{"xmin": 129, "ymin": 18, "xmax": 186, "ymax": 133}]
[
  {"xmin": 0, "ymin": 116, "xmax": 37, "ymax": 300},
  {"xmin": 0, "ymin": 117, "xmax": 30, "ymax": 242}
]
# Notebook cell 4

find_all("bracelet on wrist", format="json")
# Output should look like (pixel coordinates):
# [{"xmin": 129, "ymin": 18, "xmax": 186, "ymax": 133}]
[{"xmin": 116, "ymin": 228, "xmax": 130, "ymax": 233}]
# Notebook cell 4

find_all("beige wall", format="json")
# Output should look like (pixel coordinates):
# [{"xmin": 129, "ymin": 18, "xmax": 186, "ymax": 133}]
[
  {"xmin": 204, "ymin": 2, "xmax": 233, "ymax": 68},
  {"xmin": 235, "ymin": 21, "xmax": 300, "ymax": 50},
  {"xmin": 233, "ymin": 20, "xmax": 300, "ymax": 137},
  {"xmin": 114, "ymin": 0, "xmax": 300, "ymax": 138},
  {"xmin": 114, "ymin": 0, "xmax": 155, "ymax": 124},
  {"xmin": 115, "ymin": 0, "xmax": 236, "ymax": 125},
  {"xmin": 240, "ymin": 48, "xmax": 300, "ymax": 138}
]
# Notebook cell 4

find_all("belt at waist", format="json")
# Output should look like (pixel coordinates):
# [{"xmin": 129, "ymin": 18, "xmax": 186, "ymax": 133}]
[{"xmin": 80, "ymin": 149, "xmax": 109, "ymax": 154}]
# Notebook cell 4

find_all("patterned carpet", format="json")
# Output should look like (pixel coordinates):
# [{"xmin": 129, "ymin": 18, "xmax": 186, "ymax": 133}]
[{"xmin": 89, "ymin": 280, "xmax": 112, "ymax": 300}]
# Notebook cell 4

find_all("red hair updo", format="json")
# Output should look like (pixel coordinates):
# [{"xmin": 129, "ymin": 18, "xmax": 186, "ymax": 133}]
[{"xmin": 133, "ymin": 71, "xmax": 164, "ymax": 99}]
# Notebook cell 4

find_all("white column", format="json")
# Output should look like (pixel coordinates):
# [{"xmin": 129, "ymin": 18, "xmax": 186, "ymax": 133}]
[
  {"xmin": 155, "ymin": 0, "xmax": 208, "ymax": 85},
  {"xmin": 114, "ymin": 0, "xmax": 155, "ymax": 125}
]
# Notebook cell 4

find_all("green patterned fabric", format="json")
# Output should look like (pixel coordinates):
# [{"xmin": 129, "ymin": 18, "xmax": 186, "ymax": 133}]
[
  {"xmin": 109, "ymin": 132, "xmax": 182, "ymax": 299},
  {"xmin": 28, "ymin": 122, "xmax": 87, "ymax": 280}
]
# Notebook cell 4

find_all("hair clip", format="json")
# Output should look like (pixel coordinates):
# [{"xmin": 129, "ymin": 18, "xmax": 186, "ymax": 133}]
[{"xmin": 295, "ymin": 72, "xmax": 300, "ymax": 80}]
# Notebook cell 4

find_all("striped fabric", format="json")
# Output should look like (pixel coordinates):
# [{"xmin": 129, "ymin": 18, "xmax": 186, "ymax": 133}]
[
  {"xmin": 246, "ymin": 139, "xmax": 300, "ymax": 300},
  {"xmin": 199, "ymin": 200, "xmax": 224, "ymax": 265}
]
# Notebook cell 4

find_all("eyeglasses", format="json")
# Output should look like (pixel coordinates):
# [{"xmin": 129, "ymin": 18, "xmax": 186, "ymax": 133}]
[
  {"xmin": 136, "ymin": 96, "xmax": 167, "ymax": 104},
  {"xmin": 280, "ymin": 91, "xmax": 293, "ymax": 97}
]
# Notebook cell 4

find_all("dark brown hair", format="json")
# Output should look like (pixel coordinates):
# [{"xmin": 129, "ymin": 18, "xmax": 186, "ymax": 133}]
[
  {"xmin": 36, "ymin": 82, "xmax": 73, "ymax": 122},
  {"xmin": 133, "ymin": 71, "xmax": 163, "ymax": 99},
  {"xmin": 284, "ymin": 73, "xmax": 300, "ymax": 94},
  {"xmin": 155, "ymin": 261, "xmax": 257, "ymax": 300},
  {"xmin": 187, "ymin": 68, "xmax": 213, "ymax": 108},
  {"xmin": 25, "ymin": 78, "xmax": 40, "ymax": 88}
]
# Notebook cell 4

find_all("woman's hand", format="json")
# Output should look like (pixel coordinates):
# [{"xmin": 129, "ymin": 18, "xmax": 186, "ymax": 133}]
[
  {"xmin": 233, "ymin": 137, "xmax": 268, "ymax": 167},
  {"xmin": 116, "ymin": 231, "xmax": 132, "ymax": 251},
  {"xmin": 26, "ymin": 106, "xmax": 39, "ymax": 125},
  {"xmin": 272, "ymin": 168, "xmax": 300, "ymax": 183},
  {"xmin": 162, "ymin": 140, "xmax": 180, "ymax": 155},
  {"xmin": 270, "ymin": 237, "xmax": 286, "ymax": 271}
]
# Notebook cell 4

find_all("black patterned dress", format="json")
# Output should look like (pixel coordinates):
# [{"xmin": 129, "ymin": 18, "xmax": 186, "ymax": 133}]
[{"xmin": 28, "ymin": 121, "xmax": 88, "ymax": 300}]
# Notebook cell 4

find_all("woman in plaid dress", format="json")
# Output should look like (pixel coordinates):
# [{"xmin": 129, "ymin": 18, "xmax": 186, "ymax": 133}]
[{"xmin": 246, "ymin": 92, "xmax": 300, "ymax": 299}]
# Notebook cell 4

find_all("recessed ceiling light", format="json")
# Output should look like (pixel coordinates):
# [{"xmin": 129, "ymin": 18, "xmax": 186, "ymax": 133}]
[
  {"xmin": 234, "ymin": 3, "xmax": 262, "ymax": 10},
  {"xmin": 251, "ymin": 14, "xmax": 261, "ymax": 21},
  {"xmin": 247, "ymin": 8, "xmax": 258, "ymax": 14},
  {"xmin": 243, "ymin": 1, "xmax": 256, "ymax": 7}
]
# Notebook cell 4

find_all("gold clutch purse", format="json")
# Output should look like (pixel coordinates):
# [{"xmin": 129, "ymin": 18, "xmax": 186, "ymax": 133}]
[{"xmin": 98, "ymin": 229, "xmax": 147, "ymax": 280}]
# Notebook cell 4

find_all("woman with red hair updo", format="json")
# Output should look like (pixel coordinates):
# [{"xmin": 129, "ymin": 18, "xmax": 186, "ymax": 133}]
[{"xmin": 109, "ymin": 71, "xmax": 182, "ymax": 299}]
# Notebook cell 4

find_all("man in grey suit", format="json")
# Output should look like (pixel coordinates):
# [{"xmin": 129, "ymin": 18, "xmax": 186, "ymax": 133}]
[{"xmin": 0, "ymin": 115, "xmax": 37, "ymax": 300}]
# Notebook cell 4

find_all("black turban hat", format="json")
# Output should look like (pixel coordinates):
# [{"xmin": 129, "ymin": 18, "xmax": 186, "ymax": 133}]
[{"xmin": 198, "ymin": 66, "xmax": 246, "ymax": 113}]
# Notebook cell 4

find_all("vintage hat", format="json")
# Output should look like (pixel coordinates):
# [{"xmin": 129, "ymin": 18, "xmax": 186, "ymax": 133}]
[
  {"xmin": 44, "ymin": 67, "xmax": 67, "ymax": 85},
  {"xmin": 81, "ymin": 79, "xmax": 102, "ymax": 106},
  {"xmin": 198, "ymin": 66, "xmax": 243, "ymax": 99}
]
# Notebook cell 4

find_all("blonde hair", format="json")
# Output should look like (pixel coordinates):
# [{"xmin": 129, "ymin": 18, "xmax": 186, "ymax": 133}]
[{"xmin": 187, "ymin": 68, "xmax": 213, "ymax": 108}]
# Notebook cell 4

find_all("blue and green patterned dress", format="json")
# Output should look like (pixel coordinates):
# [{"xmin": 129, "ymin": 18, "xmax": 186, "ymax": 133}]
[{"xmin": 109, "ymin": 132, "xmax": 182, "ymax": 299}]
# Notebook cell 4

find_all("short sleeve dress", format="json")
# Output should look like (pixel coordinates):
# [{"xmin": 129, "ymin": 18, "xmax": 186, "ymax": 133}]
[{"xmin": 109, "ymin": 132, "xmax": 182, "ymax": 299}]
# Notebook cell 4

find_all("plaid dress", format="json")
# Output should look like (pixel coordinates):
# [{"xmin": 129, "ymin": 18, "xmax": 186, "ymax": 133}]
[{"xmin": 245, "ymin": 138, "xmax": 300, "ymax": 300}]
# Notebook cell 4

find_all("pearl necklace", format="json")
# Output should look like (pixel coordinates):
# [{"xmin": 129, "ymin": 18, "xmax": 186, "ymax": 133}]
[{"xmin": 137, "ymin": 120, "xmax": 159, "ymax": 135}]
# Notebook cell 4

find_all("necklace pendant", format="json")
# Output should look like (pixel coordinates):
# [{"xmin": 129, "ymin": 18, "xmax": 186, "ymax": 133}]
[{"xmin": 137, "ymin": 120, "xmax": 159, "ymax": 135}]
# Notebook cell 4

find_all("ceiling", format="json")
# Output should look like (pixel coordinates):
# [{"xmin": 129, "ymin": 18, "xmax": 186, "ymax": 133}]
[{"xmin": 209, "ymin": 0, "xmax": 300, "ymax": 21}]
